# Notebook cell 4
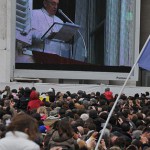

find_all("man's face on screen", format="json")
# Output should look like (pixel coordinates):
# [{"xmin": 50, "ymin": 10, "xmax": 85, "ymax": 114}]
[{"xmin": 44, "ymin": 0, "xmax": 59, "ymax": 16}]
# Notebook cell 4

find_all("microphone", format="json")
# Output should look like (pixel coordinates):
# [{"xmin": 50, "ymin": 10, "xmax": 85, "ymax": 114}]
[
  {"xmin": 58, "ymin": 9, "xmax": 87, "ymax": 60},
  {"xmin": 58, "ymin": 9, "xmax": 73, "ymax": 24}
]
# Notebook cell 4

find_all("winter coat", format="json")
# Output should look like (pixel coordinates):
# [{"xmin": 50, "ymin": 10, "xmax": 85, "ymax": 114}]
[
  {"xmin": 0, "ymin": 131, "xmax": 40, "ymax": 150},
  {"xmin": 44, "ymin": 129, "xmax": 78, "ymax": 150},
  {"xmin": 27, "ymin": 91, "xmax": 43, "ymax": 111}
]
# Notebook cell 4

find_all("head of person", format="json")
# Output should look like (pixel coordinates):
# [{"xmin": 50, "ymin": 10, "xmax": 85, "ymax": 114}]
[
  {"xmin": 7, "ymin": 113, "xmax": 39, "ymax": 140},
  {"xmin": 4, "ymin": 86, "xmax": 10, "ymax": 92},
  {"xmin": 142, "ymin": 126, "xmax": 150, "ymax": 140},
  {"xmin": 37, "ymin": 106, "xmax": 48, "ymax": 119},
  {"xmin": 43, "ymin": 0, "xmax": 59, "ymax": 16},
  {"xmin": 53, "ymin": 117, "xmax": 74, "ymax": 137},
  {"xmin": 105, "ymin": 87, "xmax": 110, "ymax": 92}
]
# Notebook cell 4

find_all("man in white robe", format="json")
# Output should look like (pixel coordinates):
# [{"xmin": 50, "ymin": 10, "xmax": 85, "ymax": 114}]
[{"xmin": 16, "ymin": 0, "xmax": 70, "ymax": 63}]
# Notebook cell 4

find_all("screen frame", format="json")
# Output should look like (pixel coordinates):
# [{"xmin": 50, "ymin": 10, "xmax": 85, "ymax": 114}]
[{"xmin": 12, "ymin": 0, "xmax": 141, "ymax": 81}]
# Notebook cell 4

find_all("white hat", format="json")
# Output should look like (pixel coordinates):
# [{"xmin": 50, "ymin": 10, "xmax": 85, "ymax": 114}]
[
  {"xmin": 80, "ymin": 113, "xmax": 89, "ymax": 121},
  {"xmin": 48, "ymin": 88, "xmax": 53, "ymax": 92}
]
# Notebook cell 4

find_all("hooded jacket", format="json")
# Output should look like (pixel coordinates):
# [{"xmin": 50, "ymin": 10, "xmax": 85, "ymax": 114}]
[
  {"xmin": 104, "ymin": 91, "xmax": 113, "ymax": 100},
  {"xmin": 27, "ymin": 91, "xmax": 43, "ymax": 111}
]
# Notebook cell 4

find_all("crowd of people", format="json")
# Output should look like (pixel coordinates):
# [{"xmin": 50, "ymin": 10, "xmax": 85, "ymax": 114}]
[{"xmin": 0, "ymin": 85, "xmax": 149, "ymax": 150}]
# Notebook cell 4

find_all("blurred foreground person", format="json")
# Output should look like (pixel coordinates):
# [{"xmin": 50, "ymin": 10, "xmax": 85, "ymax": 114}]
[{"xmin": 0, "ymin": 113, "xmax": 40, "ymax": 150}]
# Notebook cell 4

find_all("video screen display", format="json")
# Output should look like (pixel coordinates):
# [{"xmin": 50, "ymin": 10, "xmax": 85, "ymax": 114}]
[{"xmin": 15, "ymin": 0, "xmax": 137, "ymax": 73}]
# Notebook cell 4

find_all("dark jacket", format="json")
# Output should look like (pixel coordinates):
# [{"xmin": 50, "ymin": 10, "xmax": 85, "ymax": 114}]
[{"xmin": 44, "ymin": 129, "xmax": 78, "ymax": 150}]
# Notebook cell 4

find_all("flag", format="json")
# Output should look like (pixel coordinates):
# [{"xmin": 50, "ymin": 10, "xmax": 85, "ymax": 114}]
[{"xmin": 138, "ymin": 37, "xmax": 150, "ymax": 71}]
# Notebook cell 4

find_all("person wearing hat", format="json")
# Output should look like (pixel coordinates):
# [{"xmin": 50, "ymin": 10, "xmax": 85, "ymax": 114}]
[
  {"xmin": 103, "ymin": 87, "xmax": 113, "ymax": 101},
  {"xmin": 27, "ymin": 91, "xmax": 44, "ymax": 112},
  {"xmin": 39, "ymin": 88, "xmax": 55, "ymax": 103}
]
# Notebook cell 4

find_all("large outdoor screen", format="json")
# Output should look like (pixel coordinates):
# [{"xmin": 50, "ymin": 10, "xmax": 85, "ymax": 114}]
[{"xmin": 14, "ymin": 0, "xmax": 140, "ymax": 81}]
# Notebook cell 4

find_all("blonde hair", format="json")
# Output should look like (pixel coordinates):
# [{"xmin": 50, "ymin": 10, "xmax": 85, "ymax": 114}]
[{"xmin": 37, "ymin": 106, "xmax": 48, "ymax": 116}]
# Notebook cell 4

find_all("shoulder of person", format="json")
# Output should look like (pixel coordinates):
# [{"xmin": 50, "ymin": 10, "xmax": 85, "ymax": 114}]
[
  {"xmin": 32, "ymin": 9, "xmax": 45, "ymax": 18},
  {"xmin": 54, "ymin": 16, "xmax": 63, "ymax": 23},
  {"xmin": 32, "ymin": 9, "xmax": 42, "ymax": 14}
]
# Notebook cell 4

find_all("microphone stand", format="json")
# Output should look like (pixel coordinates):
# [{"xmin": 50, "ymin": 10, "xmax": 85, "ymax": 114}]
[{"xmin": 58, "ymin": 9, "xmax": 87, "ymax": 61}]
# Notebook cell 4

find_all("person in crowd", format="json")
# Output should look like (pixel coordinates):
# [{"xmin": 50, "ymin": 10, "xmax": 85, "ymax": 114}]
[
  {"xmin": 40, "ymin": 88, "xmax": 56, "ymax": 103},
  {"xmin": 140, "ymin": 127, "xmax": 150, "ymax": 149},
  {"xmin": 0, "ymin": 113, "xmax": 40, "ymax": 150},
  {"xmin": 103, "ymin": 87, "xmax": 113, "ymax": 102},
  {"xmin": 19, "ymin": 87, "xmax": 31, "ymax": 111},
  {"xmin": 44, "ymin": 117, "xmax": 79, "ymax": 150},
  {"xmin": 27, "ymin": 91, "xmax": 44, "ymax": 112},
  {"xmin": 0, "ymin": 86, "xmax": 11, "ymax": 100},
  {"xmin": 37, "ymin": 106, "xmax": 48, "ymax": 121}
]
